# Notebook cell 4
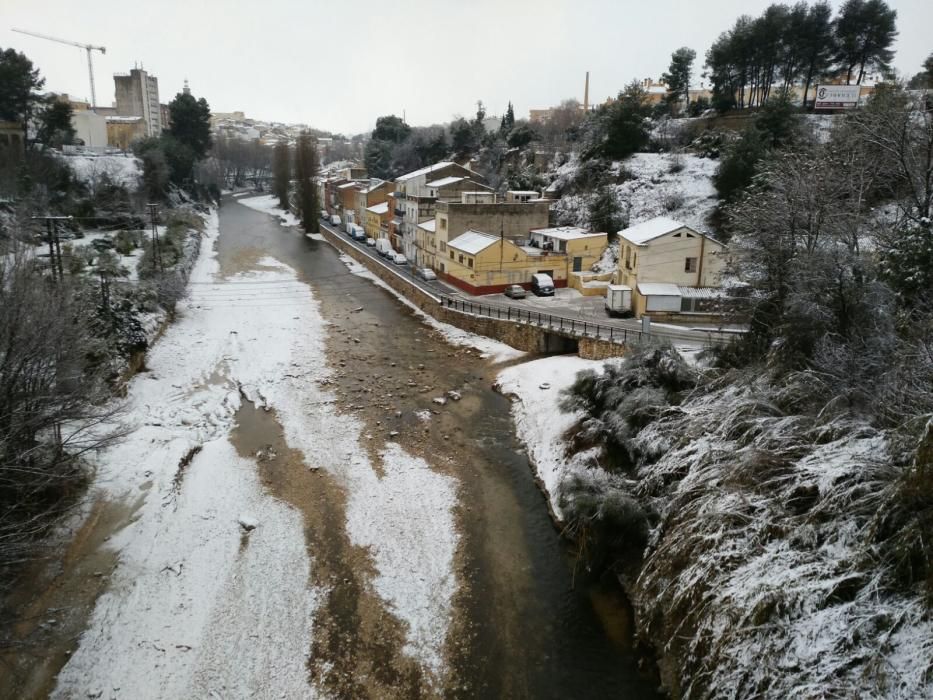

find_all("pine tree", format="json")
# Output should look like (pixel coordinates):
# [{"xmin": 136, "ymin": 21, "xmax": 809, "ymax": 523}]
[
  {"xmin": 0, "ymin": 47, "xmax": 45, "ymax": 146},
  {"xmin": 168, "ymin": 91, "xmax": 212, "ymax": 158},
  {"xmin": 500, "ymin": 101, "xmax": 515, "ymax": 135},
  {"xmin": 272, "ymin": 142, "xmax": 291, "ymax": 210},
  {"xmin": 834, "ymin": 0, "xmax": 898, "ymax": 84},
  {"xmin": 662, "ymin": 47, "xmax": 697, "ymax": 113},
  {"xmin": 294, "ymin": 130, "xmax": 319, "ymax": 233}
]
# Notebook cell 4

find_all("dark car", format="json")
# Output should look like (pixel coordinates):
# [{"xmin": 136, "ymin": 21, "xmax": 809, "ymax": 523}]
[
  {"xmin": 504, "ymin": 284, "xmax": 526, "ymax": 299},
  {"xmin": 531, "ymin": 273, "xmax": 555, "ymax": 296}
]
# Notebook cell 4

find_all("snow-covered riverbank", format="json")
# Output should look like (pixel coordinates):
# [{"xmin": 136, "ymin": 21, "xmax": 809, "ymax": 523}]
[{"xmin": 53, "ymin": 207, "xmax": 461, "ymax": 696}]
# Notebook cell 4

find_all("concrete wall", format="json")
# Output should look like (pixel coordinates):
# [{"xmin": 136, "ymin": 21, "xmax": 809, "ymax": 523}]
[{"xmin": 72, "ymin": 111, "xmax": 108, "ymax": 149}]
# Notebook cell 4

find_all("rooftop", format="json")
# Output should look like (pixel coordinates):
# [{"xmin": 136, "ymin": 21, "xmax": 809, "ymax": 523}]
[
  {"xmin": 448, "ymin": 230, "xmax": 499, "ymax": 255},
  {"xmin": 638, "ymin": 282, "xmax": 681, "ymax": 296},
  {"xmin": 366, "ymin": 202, "xmax": 389, "ymax": 215},
  {"xmin": 396, "ymin": 161, "xmax": 456, "ymax": 183},
  {"xmin": 426, "ymin": 176, "xmax": 465, "ymax": 188},
  {"xmin": 530, "ymin": 226, "xmax": 606, "ymax": 241},
  {"xmin": 619, "ymin": 216, "xmax": 688, "ymax": 245},
  {"xmin": 417, "ymin": 219, "xmax": 436, "ymax": 232}
]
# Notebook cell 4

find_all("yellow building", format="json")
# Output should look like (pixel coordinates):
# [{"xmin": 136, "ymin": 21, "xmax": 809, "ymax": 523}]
[
  {"xmin": 617, "ymin": 217, "xmax": 727, "ymax": 317},
  {"xmin": 364, "ymin": 201, "xmax": 390, "ymax": 240},
  {"xmin": 443, "ymin": 229, "xmax": 607, "ymax": 295},
  {"xmin": 527, "ymin": 226, "xmax": 608, "ymax": 276},
  {"xmin": 106, "ymin": 116, "xmax": 146, "ymax": 150}
]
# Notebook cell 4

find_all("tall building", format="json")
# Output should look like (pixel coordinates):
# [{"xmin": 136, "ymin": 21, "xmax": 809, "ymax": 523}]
[{"xmin": 114, "ymin": 67, "xmax": 162, "ymax": 137}]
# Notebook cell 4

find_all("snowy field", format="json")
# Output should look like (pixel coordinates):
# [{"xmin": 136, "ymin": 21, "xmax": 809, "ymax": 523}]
[{"xmin": 53, "ymin": 210, "xmax": 460, "ymax": 696}]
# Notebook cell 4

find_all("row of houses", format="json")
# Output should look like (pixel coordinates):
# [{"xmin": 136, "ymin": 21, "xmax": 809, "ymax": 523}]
[{"xmin": 319, "ymin": 162, "xmax": 729, "ymax": 319}]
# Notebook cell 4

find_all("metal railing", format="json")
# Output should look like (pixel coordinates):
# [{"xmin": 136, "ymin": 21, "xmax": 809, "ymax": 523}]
[{"xmin": 438, "ymin": 295, "xmax": 644, "ymax": 346}]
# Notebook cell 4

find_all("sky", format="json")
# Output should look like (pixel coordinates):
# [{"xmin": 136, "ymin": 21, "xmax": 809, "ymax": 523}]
[{"xmin": 4, "ymin": 0, "xmax": 931, "ymax": 135}]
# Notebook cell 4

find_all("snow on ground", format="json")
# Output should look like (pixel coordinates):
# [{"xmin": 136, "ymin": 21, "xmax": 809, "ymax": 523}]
[
  {"xmin": 337, "ymin": 254, "xmax": 525, "ymax": 364},
  {"xmin": 58, "ymin": 153, "xmax": 142, "ymax": 189},
  {"xmin": 237, "ymin": 193, "xmax": 302, "ymax": 228},
  {"xmin": 496, "ymin": 355, "xmax": 617, "ymax": 517},
  {"xmin": 54, "ymin": 209, "xmax": 460, "ymax": 695}
]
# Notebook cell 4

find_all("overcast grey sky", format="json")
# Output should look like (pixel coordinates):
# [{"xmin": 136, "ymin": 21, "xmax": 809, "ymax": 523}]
[{"xmin": 5, "ymin": 0, "xmax": 931, "ymax": 134}]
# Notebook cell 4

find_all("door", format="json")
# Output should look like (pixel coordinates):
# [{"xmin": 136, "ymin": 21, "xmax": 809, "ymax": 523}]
[{"xmin": 572, "ymin": 257, "xmax": 583, "ymax": 272}]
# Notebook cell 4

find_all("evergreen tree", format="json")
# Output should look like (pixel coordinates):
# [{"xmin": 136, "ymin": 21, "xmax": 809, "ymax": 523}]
[
  {"xmin": 588, "ymin": 186, "xmax": 624, "ymax": 239},
  {"xmin": 272, "ymin": 142, "xmax": 291, "ymax": 210},
  {"xmin": 0, "ymin": 47, "xmax": 45, "ymax": 146},
  {"xmin": 500, "ymin": 101, "xmax": 515, "ymax": 135},
  {"xmin": 36, "ymin": 98, "xmax": 75, "ymax": 148},
  {"xmin": 798, "ymin": 2, "xmax": 836, "ymax": 106},
  {"xmin": 450, "ymin": 118, "xmax": 477, "ymax": 159},
  {"xmin": 907, "ymin": 52, "xmax": 933, "ymax": 90},
  {"xmin": 580, "ymin": 81, "xmax": 650, "ymax": 161},
  {"xmin": 168, "ymin": 91, "xmax": 212, "ymax": 159},
  {"xmin": 833, "ymin": 0, "xmax": 898, "ymax": 84},
  {"xmin": 661, "ymin": 47, "xmax": 697, "ymax": 113},
  {"xmin": 294, "ymin": 130, "xmax": 319, "ymax": 233},
  {"xmin": 371, "ymin": 115, "xmax": 410, "ymax": 143}
]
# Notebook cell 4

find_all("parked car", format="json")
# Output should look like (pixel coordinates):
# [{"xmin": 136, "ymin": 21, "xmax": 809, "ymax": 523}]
[
  {"xmin": 330, "ymin": 215, "xmax": 341, "ymax": 227},
  {"xmin": 320, "ymin": 210, "xmax": 328, "ymax": 220},
  {"xmin": 531, "ymin": 273, "xmax": 555, "ymax": 296},
  {"xmin": 416, "ymin": 267, "xmax": 437, "ymax": 281},
  {"xmin": 391, "ymin": 253, "xmax": 408, "ymax": 265},
  {"xmin": 365, "ymin": 237, "xmax": 376, "ymax": 247},
  {"xmin": 504, "ymin": 284, "xmax": 526, "ymax": 299}
]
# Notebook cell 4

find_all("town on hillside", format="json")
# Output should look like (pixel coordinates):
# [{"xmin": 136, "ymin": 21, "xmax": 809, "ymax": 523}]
[{"xmin": 1, "ymin": 2, "xmax": 932, "ymax": 699}]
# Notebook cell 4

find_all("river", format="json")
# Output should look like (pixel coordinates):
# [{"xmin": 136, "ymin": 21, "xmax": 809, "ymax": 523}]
[{"xmin": 0, "ymin": 196, "xmax": 657, "ymax": 699}]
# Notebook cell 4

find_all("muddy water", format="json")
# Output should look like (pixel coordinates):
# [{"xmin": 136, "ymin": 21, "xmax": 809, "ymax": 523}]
[{"xmin": 219, "ymin": 198, "xmax": 656, "ymax": 698}]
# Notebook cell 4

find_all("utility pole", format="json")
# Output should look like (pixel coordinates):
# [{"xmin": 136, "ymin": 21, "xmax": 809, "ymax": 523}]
[
  {"xmin": 147, "ymin": 203, "xmax": 163, "ymax": 272},
  {"xmin": 32, "ymin": 215, "xmax": 73, "ymax": 282}
]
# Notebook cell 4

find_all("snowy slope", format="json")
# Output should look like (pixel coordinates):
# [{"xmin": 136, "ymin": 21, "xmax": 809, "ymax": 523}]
[
  {"xmin": 59, "ymin": 153, "xmax": 142, "ymax": 189},
  {"xmin": 500, "ymin": 354, "xmax": 933, "ymax": 698},
  {"xmin": 551, "ymin": 153, "xmax": 718, "ymax": 237}
]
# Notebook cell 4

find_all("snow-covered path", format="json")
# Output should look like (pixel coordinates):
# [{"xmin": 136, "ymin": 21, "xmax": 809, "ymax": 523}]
[{"xmin": 52, "ymin": 210, "xmax": 460, "ymax": 698}]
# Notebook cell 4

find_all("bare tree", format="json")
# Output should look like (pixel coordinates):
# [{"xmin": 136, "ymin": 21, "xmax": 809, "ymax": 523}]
[{"xmin": 0, "ymin": 245, "xmax": 125, "ymax": 641}]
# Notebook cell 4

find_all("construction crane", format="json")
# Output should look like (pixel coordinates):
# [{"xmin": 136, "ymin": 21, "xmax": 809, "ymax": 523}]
[{"xmin": 12, "ymin": 28, "xmax": 106, "ymax": 109}]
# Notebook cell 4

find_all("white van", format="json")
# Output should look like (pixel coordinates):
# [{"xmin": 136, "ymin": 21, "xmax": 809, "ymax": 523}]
[
  {"xmin": 330, "ymin": 214, "xmax": 341, "ymax": 227},
  {"xmin": 391, "ymin": 253, "xmax": 408, "ymax": 265},
  {"xmin": 374, "ymin": 239, "xmax": 393, "ymax": 257}
]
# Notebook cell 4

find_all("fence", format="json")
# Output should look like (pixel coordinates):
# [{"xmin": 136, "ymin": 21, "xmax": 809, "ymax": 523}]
[{"xmin": 439, "ymin": 295, "xmax": 644, "ymax": 346}]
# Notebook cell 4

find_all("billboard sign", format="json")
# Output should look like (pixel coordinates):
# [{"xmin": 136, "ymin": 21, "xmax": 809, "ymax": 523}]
[{"xmin": 814, "ymin": 85, "xmax": 860, "ymax": 110}]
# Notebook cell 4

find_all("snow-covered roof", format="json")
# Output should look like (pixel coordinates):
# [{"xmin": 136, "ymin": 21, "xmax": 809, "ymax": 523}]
[
  {"xmin": 426, "ymin": 176, "xmax": 464, "ymax": 188},
  {"xmin": 366, "ymin": 202, "xmax": 389, "ymax": 215},
  {"xmin": 417, "ymin": 219, "xmax": 436, "ymax": 232},
  {"xmin": 448, "ymin": 230, "xmax": 499, "ymax": 255},
  {"xmin": 530, "ymin": 226, "xmax": 606, "ymax": 241},
  {"xmin": 638, "ymin": 282, "xmax": 681, "ymax": 296},
  {"xmin": 678, "ymin": 286, "xmax": 725, "ymax": 299},
  {"xmin": 619, "ymin": 216, "xmax": 687, "ymax": 245},
  {"xmin": 360, "ymin": 179, "xmax": 386, "ymax": 194},
  {"xmin": 396, "ymin": 161, "xmax": 455, "ymax": 182}
]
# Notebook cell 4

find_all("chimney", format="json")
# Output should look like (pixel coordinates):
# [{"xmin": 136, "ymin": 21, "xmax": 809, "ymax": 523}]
[{"xmin": 584, "ymin": 71, "xmax": 590, "ymax": 112}]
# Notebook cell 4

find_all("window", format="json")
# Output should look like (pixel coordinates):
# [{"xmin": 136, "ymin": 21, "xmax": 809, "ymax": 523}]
[
  {"xmin": 440, "ymin": 218, "xmax": 447, "ymax": 230},
  {"xmin": 440, "ymin": 242, "xmax": 446, "ymax": 252},
  {"xmin": 450, "ymin": 251, "xmax": 455, "ymax": 259},
  {"xmin": 685, "ymin": 257, "xmax": 698, "ymax": 273},
  {"xmin": 458, "ymin": 254, "xmax": 464, "ymax": 264},
  {"xmin": 468, "ymin": 258, "xmax": 473, "ymax": 268}
]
